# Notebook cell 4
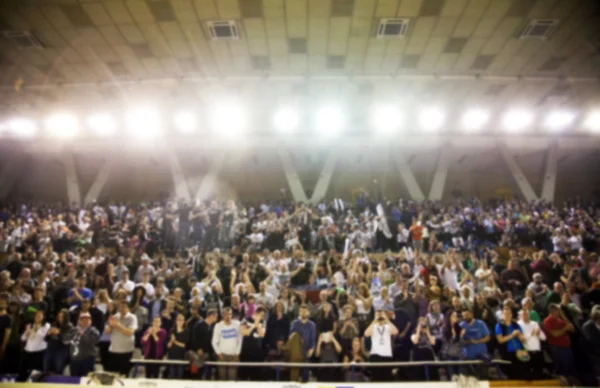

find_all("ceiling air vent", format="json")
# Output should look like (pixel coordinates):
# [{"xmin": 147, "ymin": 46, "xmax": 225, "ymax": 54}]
[
  {"xmin": 206, "ymin": 20, "xmax": 240, "ymax": 40},
  {"xmin": 3, "ymin": 30, "xmax": 44, "ymax": 48},
  {"xmin": 519, "ymin": 19, "xmax": 559, "ymax": 40},
  {"xmin": 377, "ymin": 18, "xmax": 410, "ymax": 39}
]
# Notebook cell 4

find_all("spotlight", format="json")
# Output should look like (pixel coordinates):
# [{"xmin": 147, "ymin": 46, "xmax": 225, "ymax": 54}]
[
  {"xmin": 45, "ymin": 112, "xmax": 79, "ymax": 138},
  {"xmin": 315, "ymin": 105, "xmax": 344, "ymax": 134},
  {"xmin": 87, "ymin": 113, "xmax": 117, "ymax": 137},
  {"xmin": 372, "ymin": 105, "xmax": 402, "ymax": 133},
  {"xmin": 419, "ymin": 107, "xmax": 445, "ymax": 131},
  {"xmin": 544, "ymin": 110, "xmax": 575, "ymax": 131},
  {"xmin": 174, "ymin": 111, "xmax": 197, "ymax": 134},
  {"xmin": 462, "ymin": 109, "xmax": 489, "ymax": 132},
  {"xmin": 209, "ymin": 102, "xmax": 247, "ymax": 136},
  {"xmin": 274, "ymin": 107, "xmax": 300, "ymax": 132},
  {"xmin": 8, "ymin": 118, "xmax": 37, "ymax": 138},
  {"xmin": 583, "ymin": 110, "xmax": 600, "ymax": 133},
  {"xmin": 125, "ymin": 107, "xmax": 161, "ymax": 138},
  {"xmin": 502, "ymin": 109, "xmax": 534, "ymax": 132}
]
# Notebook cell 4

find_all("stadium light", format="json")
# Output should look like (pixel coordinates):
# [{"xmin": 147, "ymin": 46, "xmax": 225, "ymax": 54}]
[
  {"xmin": 8, "ymin": 118, "xmax": 37, "ymax": 138},
  {"xmin": 544, "ymin": 110, "xmax": 575, "ymax": 131},
  {"xmin": 419, "ymin": 107, "xmax": 445, "ymax": 131},
  {"xmin": 502, "ymin": 109, "xmax": 534, "ymax": 132},
  {"xmin": 315, "ymin": 105, "xmax": 344, "ymax": 134},
  {"xmin": 372, "ymin": 105, "xmax": 402, "ymax": 133},
  {"xmin": 583, "ymin": 110, "xmax": 600, "ymax": 133},
  {"xmin": 174, "ymin": 111, "xmax": 197, "ymax": 134},
  {"xmin": 87, "ymin": 113, "xmax": 117, "ymax": 137},
  {"xmin": 45, "ymin": 112, "xmax": 79, "ymax": 138},
  {"xmin": 274, "ymin": 107, "xmax": 300, "ymax": 133},
  {"xmin": 125, "ymin": 107, "xmax": 161, "ymax": 138},
  {"xmin": 209, "ymin": 102, "xmax": 247, "ymax": 136},
  {"xmin": 461, "ymin": 109, "xmax": 489, "ymax": 132}
]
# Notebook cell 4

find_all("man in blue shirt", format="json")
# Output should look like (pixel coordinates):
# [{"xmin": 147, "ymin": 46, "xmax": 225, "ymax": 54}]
[
  {"xmin": 67, "ymin": 275, "xmax": 93, "ymax": 308},
  {"xmin": 289, "ymin": 304, "xmax": 316, "ymax": 382},
  {"xmin": 460, "ymin": 307, "xmax": 491, "ymax": 377}
]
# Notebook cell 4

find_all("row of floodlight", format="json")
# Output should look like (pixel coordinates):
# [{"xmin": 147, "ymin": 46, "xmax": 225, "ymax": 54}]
[{"xmin": 1, "ymin": 103, "xmax": 600, "ymax": 139}]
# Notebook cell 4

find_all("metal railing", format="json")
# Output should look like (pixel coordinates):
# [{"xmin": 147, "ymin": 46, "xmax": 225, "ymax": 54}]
[{"xmin": 131, "ymin": 358, "xmax": 510, "ymax": 381}]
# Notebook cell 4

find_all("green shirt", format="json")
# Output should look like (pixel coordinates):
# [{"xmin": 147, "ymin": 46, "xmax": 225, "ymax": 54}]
[{"xmin": 529, "ymin": 310, "xmax": 541, "ymax": 323}]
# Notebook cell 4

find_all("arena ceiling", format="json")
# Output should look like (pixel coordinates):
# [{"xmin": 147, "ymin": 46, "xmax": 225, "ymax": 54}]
[
  {"xmin": 0, "ymin": 0, "xmax": 599, "ymax": 120},
  {"xmin": 0, "ymin": 0, "xmax": 600, "ymax": 204}
]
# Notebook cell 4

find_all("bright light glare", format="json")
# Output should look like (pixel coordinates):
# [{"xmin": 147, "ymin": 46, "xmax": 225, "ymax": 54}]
[
  {"xmin": 583, "ymin": 110, "xmax": 600, "ymax": 133},
  {"xmin": 8, "ymin": 118, "xmax": 37, "ymax": 138},
  {"xmin": 87, "ymin": 113, "xmax": 117, "ymax": 137},
  {"xmin": 45, "ymin": 112, "xmax": 79, "ymax": 138},
  {"xmin": 462, "ymin": 109, "xmax": 489, "ymax": 132},
  {"xmin": 274, "ymin": 107, "xmax": 300, "ymax": 132},
  {"xmin": 210, "ymin": 103, "xmax": 246, "ymax": 136},
  {"xmin": 315, "ymin": 105, "xmax": 344, "ymax": 134},
  {"xmin": 544, "ymin": 110, "xmax": 575, "ymax": 131},
  {"xmin": 502, "ymin": 109, "xmax": 534, "ymax": 132},
  {"xmin": 125, "ymin": 107, "xmax": 161, "ymax": 138},
  {"xmin": 372, "ymin": 105, "xmax": 402, "ymax": 133},
  {"xmin": 174, "ymin": 111, "xmax": 197, "ymax": 134},
  {"xmin": 419, "ymin": 107, "xmax": 445, "ymax": 131}
]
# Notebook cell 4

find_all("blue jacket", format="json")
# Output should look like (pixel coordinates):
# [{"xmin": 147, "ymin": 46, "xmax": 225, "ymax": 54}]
[{"xmin": 289, "ymin": 319, "xmax": 316, "ymax": 356}]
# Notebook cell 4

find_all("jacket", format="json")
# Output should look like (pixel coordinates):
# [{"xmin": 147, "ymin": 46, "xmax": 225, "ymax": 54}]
[
  {"xmin": 64, "ymin": 326, "xmax": 100, "ymax": 360},
  {"xmin": 141, "ymin": 328, "xmax": 167, "ymax": 359}
]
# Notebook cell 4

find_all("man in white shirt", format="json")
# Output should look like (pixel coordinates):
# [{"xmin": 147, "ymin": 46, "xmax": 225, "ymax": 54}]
[
  {"xmin": 113, "ymin": 270, "xmax": 135, "ymax": 301},
  {"xmin": 364, "ymin": 309, "xmax": 399, "ymax": 382},
  {"xmin": 518, "ymin": 308, "xmax": 547, "ymax": 379},
  {"xmin": 212, "ymin": 307, "xmax": 242, "ymax": 381}
]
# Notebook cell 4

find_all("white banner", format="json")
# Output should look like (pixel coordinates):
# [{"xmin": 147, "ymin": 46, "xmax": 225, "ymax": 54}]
[{"xmin": 81, "ymin": 379, "xmax": 490, "ymax": 388}]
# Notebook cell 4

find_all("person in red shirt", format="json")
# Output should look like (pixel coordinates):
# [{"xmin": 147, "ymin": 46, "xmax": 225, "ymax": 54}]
[
  {"xmin": 409, "ymin": 220, "xmax": 424, "ymax": 253},
  {"xmin": 543, "ymin": 304, "xmax": 577, "ymax": 383}
]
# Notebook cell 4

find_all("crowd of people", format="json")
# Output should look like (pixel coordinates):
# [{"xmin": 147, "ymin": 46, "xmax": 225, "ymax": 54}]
[{"xmin": 0, "ymin": 196, "xmax": 599, "ymax": 385}]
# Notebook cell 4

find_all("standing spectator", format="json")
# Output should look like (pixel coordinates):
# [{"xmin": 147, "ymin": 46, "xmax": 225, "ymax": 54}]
[
  {"xmin": 581, "ymin": 305, "xmax": 600, "ymax": 380},
  {"xmin": 365, "ymin": 309, "xmax": 399, "ymax": 381},
  {"xmin": 167, "ymin": 313, "xmax": 189, "ymax": 379},
  {"xmin": 105, "ymin": 302, "xmax": 138, "ymax": 377},
  {"xmin": 409, "ymin": 220, "xmax": 424, "ymax": 253},
  {"xmin": 459, "ymin": 307, "xmax": 490, "ymax": 378},
  {"xmin": 441, "ymin": 310, "xmax": 464, "ymax": 379},
  {"xmin": 239, "ymin": 306, "xmax": 267, "ymax": 381},
  {"xmin": 494, "ymin": 306, "xmax": 526, "ymax": 379},
  {"xmin": 517, "ymin": 308, "xmax": 547, "ymax": 380},
  {"xmin": 501, "ymin": 260, "xmax": 527, "ymax": 296},
  {"xmin": 314, "ymin": 331, "xmax": 342, "ymax": 381},
  {"xmin": 141, "ymin": 316, "xmax": 167, "ymax": 378},
  {"xmin": 65, "ymin": 312, "xmax": 100, "ymax": 377},
  {"xmin": 289, "ymin": 304, "xmax": 317, "ymax": 382},
  {"xmin": 212, "ymin": 307, "xmax": 242, "ymax": 381},
  {"xmin": 410, "ymin": 317, "xmax": 437, "ymax": 380},
  {"xmin": 191, "ymin": 309, "xmax": 218, "ymax": 378},
  {"xmin": 20, "ymin": 310, "xmax": 50, "ymax": 380},
  {"xmin": 426, "ymin": 300, "xmax": 445, "ymax": 352},
  {"xmin": 0, "ymin": 298, "xmax": 12, "ymax": 372},
  {"xmin": 67, "ymin": 275, "xmax": 93, "ymax": 308},
  {"xmin": 543, "ymin": 304, "xmax": 577, "ymax": 384},
  {"xmin": 43, "ymin": 309, "xmax": 71, "ymax": 374}
]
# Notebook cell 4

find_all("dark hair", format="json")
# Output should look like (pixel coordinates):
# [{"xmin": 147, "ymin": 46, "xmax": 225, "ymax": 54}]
[
  {"xmin": 255, "ymin": 305, "xmax": 267, "ymax": 314},
  {"xmin": 443, "ymin": 310, "xmax": 461, "ymax": 341},
  {"xmin": 300, "ymin": 304, "xmax": 309, "ymax": 310},
  {"xmin": 55, "ymin": 308, "xmax": 71, "ymax": 331},
  {"xmin": 206, "ymin": 309, "xmax": 218, "ymax": 318}
]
